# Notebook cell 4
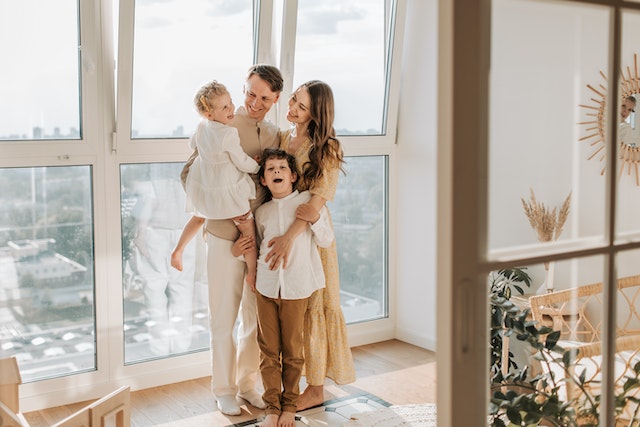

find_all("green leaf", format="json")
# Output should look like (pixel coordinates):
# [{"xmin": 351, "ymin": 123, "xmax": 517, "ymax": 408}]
[
  {"xmin": 545, "ymin": 331, "xmax": 560, "ymax": 349},
  {"xmin": 523, "ymin": 411, "xmax": 542, "ymax": 425},
  {"xmin": 538, "ymin": 326, "xmax": 553, "ymax": 335},
  {"xmin": 623, "ymin": 378, "xmax": 639, "ymax": 392},
  {"xmin": 492, "ymin": 417, "xmax": 507, "ymax": 427},
  {"xmin": 506, "ymin": 407, "xmax": 522, "ymax": 425},
  {"xmin": 562, "ymin": 348, "xmax": 578, "ymax": 367},
  {"xmin": 493, "ymin": 391, "xmax": 507, "ymax": 400},
  {"xmin": 542, "ymin": 400, "xmax": 560, "ymax": 416},
  {"xmin": 505, "ymin": 390, "xmax": 519, "ymax": 400},
  {"xmin": 578, "ymin": 369, "xmax": 586, "ymax": 385}
]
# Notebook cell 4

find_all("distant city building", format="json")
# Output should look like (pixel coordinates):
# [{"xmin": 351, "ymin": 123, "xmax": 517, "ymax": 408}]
[{"xmin": 8, "ymin": 239, "xmax": 87, "ymax": 288}]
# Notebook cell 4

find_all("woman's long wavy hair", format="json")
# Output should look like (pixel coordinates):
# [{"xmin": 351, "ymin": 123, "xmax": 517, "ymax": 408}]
[{"xmin": 297, "ymin": 80, "xmax": 345, "ymax": 190}]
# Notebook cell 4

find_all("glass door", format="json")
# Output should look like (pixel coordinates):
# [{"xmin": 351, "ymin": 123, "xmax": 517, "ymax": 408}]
[{"xmin": 441, "ymin": 0, "xmax": 640, "ymax": 425}]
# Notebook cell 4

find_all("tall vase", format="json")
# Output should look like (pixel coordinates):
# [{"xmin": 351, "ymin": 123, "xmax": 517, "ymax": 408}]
[{"xmin": 536, "ymin": 261, "xmax": 556, "ymax": 294}]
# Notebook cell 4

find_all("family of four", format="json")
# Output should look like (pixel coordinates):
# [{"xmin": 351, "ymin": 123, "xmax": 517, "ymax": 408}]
[{"xmin": 170, "ymin": 64, "xmax": 355, "ymax": 427}]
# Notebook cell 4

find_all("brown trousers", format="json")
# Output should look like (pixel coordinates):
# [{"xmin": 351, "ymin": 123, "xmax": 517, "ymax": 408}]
[{"xmin": 256, "ymin": 292, "xmax": 310, "ymax": 415}]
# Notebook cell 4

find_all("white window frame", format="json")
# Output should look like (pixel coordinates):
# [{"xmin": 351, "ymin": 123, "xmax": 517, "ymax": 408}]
[
  {"xmin": 10, "ymin": 0, "xmax": 407, "ymax": 410},
  {"xmin": 2, "ymin": 0, "xmax": 124, "ymax": 409}
]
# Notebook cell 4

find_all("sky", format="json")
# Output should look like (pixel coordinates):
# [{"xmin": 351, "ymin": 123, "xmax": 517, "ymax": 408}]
[
  {"xmin": 0, "ymin": 1, "xmax": 79, "ymax": 139},
  {"xmin": 0, "ymin": 0, "xmax": 386, "ymax": 139}
]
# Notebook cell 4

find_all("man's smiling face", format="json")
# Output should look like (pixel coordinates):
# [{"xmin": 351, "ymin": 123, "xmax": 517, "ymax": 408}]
[
  {"xmin": 243, "ymin": 74, "xmax": 280, "ymax": 121},
  {"xmin": 260, "ymin": 158, "xmax": 297, "ymax": 199}
]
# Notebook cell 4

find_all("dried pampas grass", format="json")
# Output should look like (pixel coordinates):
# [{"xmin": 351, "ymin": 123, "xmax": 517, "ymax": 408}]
[{"xmin": 521, "ymin": 189, "xmax": 571, "ymax": 244}]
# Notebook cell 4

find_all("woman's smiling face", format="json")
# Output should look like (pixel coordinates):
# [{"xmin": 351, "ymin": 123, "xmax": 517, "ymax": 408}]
[{"xmin": 286, "ymin": 86, "xmax": 312, "ymax": 125}]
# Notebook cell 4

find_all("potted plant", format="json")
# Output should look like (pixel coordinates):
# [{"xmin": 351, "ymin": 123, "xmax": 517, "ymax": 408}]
[
  {"xmin": 490, "ymin": 267, "xmax": 533, "ymax": 378},
  {"xmin": 488, "ymin": 268, "xmax": 640, "ymax": 426}
]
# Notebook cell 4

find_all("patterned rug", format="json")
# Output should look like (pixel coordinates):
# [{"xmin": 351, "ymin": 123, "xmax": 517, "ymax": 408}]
[
  {"xmin": 225, "ymin": 392, "xmax": 391, "ymax": 427},
  {"xmin": 342, "ymin": 403, "xmax": 438, "ymax": 427}
]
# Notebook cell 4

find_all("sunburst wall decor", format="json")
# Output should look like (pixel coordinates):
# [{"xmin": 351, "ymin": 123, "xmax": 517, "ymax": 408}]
[{"xmin": 579, "ymin": 53, "xmax": 640, "ymax": 186}]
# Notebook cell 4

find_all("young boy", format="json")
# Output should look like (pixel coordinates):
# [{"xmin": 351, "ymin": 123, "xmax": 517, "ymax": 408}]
[{"xmin": 254, "ymin": 148, "xmax": 334, "ymax": 427}]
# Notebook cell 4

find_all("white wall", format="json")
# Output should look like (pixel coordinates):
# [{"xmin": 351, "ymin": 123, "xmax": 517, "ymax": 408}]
[
  {"xmin": 487, "ymin": 1, "xmax": 607, "ymax": 288},
  {"xmin": 394, "ymin": 1, "xmax": 640, "ymax": 352},
  {"xmin": 395, "ymin": 0, "xmax": 438, "ymax": 351},
  {"xmin": 487, "ymin": 1, "xmax": 640, "ymax": 289}
]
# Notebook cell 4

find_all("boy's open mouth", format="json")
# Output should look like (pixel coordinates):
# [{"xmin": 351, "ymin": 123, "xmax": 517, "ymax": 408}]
[{"xmin": 273, "ymin": 178, "xmax": 283, "ymax": 183}]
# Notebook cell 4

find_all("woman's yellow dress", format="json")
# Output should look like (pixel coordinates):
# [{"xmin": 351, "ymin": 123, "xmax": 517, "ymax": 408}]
[{"xmin": 280, "ymin": 129, "xmax": 356, "ymax": 386}]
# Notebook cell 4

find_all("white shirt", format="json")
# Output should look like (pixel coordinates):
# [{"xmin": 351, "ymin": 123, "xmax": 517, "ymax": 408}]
[{"xmin": 255, "ymin": 190, "xmax": 334, "ymax": 300}]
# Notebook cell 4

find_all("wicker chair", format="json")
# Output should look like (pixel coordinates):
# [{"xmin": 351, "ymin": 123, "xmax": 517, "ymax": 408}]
[
  {"xmin": 529, "ymin": 275, "xmax": 640, "ymax": 343},
  {"xmin": 529, "ymin": 275, "xmax": 640, "ymax": 425}
]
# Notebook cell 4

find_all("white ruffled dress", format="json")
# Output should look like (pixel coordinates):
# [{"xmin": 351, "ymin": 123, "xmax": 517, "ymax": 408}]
[{"xmin": 185, "ymin": 120, "xmax": 259, "ymax": 219}]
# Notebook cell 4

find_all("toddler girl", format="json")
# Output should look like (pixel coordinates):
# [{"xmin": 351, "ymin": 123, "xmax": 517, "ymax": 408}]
[{"xmin": 171, "ymin": 81, "xmax": 259, "ymax": 286}]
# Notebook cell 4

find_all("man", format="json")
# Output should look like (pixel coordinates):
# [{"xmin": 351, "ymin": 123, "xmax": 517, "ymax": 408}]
[{"xmin": 181, "ymin": 64, "xmax": 283, "ymax": 416}]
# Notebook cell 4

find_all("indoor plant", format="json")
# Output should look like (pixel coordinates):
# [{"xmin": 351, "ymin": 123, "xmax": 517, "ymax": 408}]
[{"xmin": 488, "ymin": 268, "xmax": 640, "ymax": 426}]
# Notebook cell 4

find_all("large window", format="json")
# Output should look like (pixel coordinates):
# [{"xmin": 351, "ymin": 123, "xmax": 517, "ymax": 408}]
[
  {"xmin": 1, "ymin": 0, "xmax": 403, "ymax": 409},
  {"xmin": 332, "ymin": 156, "xmax": 388, "ymax": 322},
  {"xmin": 0, "ymin": 0, "xmax": 101, "ymax": 388},
  {"xmin": 0, "ymin": 1, "xmax": 81, "ymax": 140},
  {"xmin": 0, "ymin": 166, "xmax": 95, "ymax": 382},
  {"xmin": 130, "ymin": 0, "xmax": 254, "ymax": 139},
  {"xmin": 292, "ymin": 0, "xmax": 389, "ymax": 135},
  {"xmin": 120, "ymin": 163, "xmax": 209, "ymax": 363}
]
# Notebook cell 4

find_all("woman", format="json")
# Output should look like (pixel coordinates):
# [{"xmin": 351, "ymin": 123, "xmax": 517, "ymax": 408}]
[{"xmin": 264, "ymin": 80, "xmax": 356, "ymax": 410}]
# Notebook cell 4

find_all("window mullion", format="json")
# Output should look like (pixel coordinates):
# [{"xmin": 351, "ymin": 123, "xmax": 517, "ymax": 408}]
[
  {"xmin": 255, "ymin": 0, "xmax": 276, "ymax": 64},
  {"xmin": 114, "ymin": 0, "xmax": 135, "ymax": 151},
  {"xmin": 382, "ymin": 0, "xmax": 406, "ymax": 141},
  {"xmin": 601, "ymin": 6, "xmax": 622, "ymax": 427},
  {"xmin": 277, "ymin": 0, "xmax": 298, "ymax": 127}
]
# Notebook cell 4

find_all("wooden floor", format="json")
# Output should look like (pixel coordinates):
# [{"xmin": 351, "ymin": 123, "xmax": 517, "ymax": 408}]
[{"xmin": 22, "ymin": 339, "xmax": 437, "ymax": 427}]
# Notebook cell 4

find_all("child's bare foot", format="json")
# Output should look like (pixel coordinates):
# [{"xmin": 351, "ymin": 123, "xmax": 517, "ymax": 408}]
[
  {"xmin": 296, "ymin": 385, "xmax": 324, "ymax": 411},
  {"xmin": 260, "ymin": 414, "xmax": 278, "ymax": 427},
  {"xmin": 278, "ymin": 411, "xmax": 295, "ymax": 427},
  {"xmin": 170, "ymin": 250, "xmax": 183, "ymax": 271}
]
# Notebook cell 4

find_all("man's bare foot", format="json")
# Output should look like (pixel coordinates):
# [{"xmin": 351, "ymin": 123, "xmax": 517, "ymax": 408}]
[
  {"xmin": 278, "ymin": 411, "xmax": 295, "ymax": 427},
  {"xmin": 260, "ymin": 414, "xmax": 278, "ymax": 427},
  {"xmin": 296, "ymin": 385, "xmax": 324, "ymax": 411}
]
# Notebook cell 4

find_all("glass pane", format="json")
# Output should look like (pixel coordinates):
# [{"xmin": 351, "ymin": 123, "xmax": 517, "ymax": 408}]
[
  {"xmin": 332, "ymin": 155, "xmax": 387, "ymax": 323},
  {"xmin": 0, "ymin": 1, "xmax": 80, "ymax": 140},
  {"xmin": 120, "ymin": 163, "xmax": 209, "ymax": 363},
  {"xmin": 294, "ymin": 0, "xmax": 387, "ymax": 135},
  {"xmin": 489, "ymin": 256, "xmax": 605, "ymax": 426},
  {"xmin": 616, "ymin": 10, "xmax": 640, "ymax": 242},
  {"xmin": 131, "ymin": 0, "xmax": 254, "ymax": 139},
  {"xmin": 614, "ymin": 250, "xmax": 640, "ymax": 426},
  {"xmin": 488, "ymin": 0, "xmax": 609, "ymax": 255},
  {"xmin": 489, "ymin": 252, "xmax": 640, "ymax": 425},
  {"xmin": 0, "ymin": 166, "xmax": 95, "ymax": 381}
]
